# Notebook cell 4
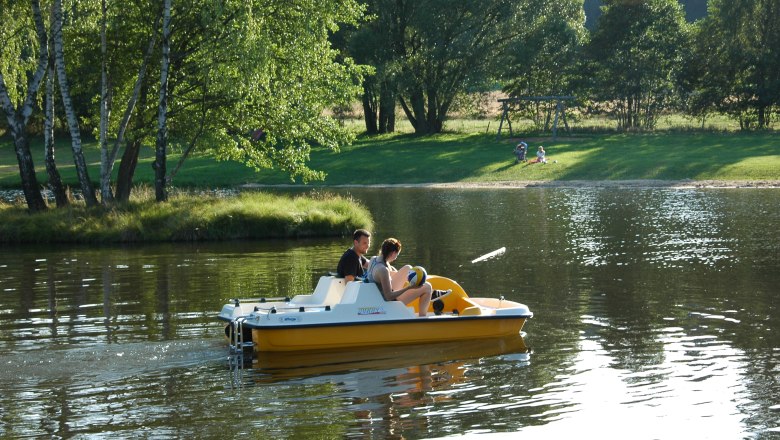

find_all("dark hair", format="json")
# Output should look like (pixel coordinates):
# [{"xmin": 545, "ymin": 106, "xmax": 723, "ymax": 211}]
[
  {"xmin": 380, "ymin": 238, "xmax": 402, "ymax": 260},
  {"xmin": 353, "ymin": 229, "xmax": 371, "ymax": 241}
]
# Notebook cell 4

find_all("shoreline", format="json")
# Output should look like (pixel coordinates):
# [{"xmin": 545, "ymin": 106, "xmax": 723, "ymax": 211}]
[{"xmin": 242, "ymin": 180, "xmax": 780, "ymax": 190}]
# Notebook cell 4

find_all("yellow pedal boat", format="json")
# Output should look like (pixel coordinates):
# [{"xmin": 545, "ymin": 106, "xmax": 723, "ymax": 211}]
[{"xmin": 221, "ymin": 275, "xmax": 532, "ymax": 352}]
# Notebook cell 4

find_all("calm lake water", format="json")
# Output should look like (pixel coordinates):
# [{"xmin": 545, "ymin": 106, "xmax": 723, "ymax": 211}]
[{"xmin": 1, "ymin": 188, "xmax": 779, "ymax": 439}]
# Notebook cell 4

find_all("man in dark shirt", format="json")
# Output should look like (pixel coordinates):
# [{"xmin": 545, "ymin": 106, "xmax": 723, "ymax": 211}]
[{"xmin": 336, "ymin": 229, "xmax": 371, "ymax": 281}]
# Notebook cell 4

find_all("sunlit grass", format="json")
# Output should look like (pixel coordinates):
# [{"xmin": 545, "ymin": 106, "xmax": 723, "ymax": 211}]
[
  {"xmin": 0, "ymin": 189, "xmax": 373, "ymax": 243},
  {"xmin": 1, "ymin": 119, "xmax": 778, "ymax": 189}
]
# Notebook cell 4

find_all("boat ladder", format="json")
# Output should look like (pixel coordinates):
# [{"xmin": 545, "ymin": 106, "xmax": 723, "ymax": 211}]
[{"xmin": 228, "ymin": 317, "xmax": 254, "ymax": 353}]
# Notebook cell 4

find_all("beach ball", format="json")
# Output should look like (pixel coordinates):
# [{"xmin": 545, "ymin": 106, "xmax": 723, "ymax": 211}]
[{"xmin": 407, "ymin": 266, "xmax": 427, "ymax": 287}]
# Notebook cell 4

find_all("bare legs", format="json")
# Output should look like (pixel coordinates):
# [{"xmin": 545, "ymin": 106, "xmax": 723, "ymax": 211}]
[{"xmin": 390, "ymin": 265, "xmax": 433, "ymax": 317}]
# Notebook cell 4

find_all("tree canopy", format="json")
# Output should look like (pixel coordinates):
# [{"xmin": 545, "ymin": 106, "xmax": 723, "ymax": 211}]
[
  {"xmin": 1, "ymin": 0, "xmax": 368, "ymax": 210},
  {"xmin": 581, "ymin": 0, "xmax": 690, "ymax": 130},
  {"xmin": 684, "ymin": 0, "xmax": 780, "ymax": 129}
]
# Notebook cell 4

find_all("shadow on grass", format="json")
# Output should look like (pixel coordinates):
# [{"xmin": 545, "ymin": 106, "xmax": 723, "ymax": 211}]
[
  {"xmin": 2, "ymin": 131, "xmax": 777, "ymax": 189},
  {"xmin": 308, "ymin": 131, "xmax": 780, "ymax": 184},
  {"xmin": 555, "ymin": 133, "xmax": 777, "ymax": 181}
]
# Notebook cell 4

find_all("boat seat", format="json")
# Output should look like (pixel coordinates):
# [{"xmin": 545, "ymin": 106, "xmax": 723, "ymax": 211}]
[
  {"xmin": 341, "ymin": 281, "xmax": 385, "ymax": 305},
  {"xmin": 457, "ymin": 296, "xmax": 492, "ymax": 316},
  {"xmin": 292, "ymin": 276, "xmax": 347, "ymax": 305},
  {"xmin": 460, "ymin": 305, "xmax": 485, "ymax": 316}
]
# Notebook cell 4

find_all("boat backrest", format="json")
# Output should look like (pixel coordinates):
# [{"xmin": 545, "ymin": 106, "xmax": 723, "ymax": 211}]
[
  {"xmin": 292, "ymin": 276, "xmax": 347, "ymax": 305},
  {"xmin": 340, "ymin": 281, "xmax": 384, "ymax": 305}
]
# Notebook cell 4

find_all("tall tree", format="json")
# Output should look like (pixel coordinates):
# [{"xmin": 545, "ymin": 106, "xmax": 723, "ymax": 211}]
[
  {"xmin": 61, "ymin": 0, "xmax": 161, "ymax": 203},
  {"xmin": 44, "ymin": 22, "xmax": 69, "ymax": 208},
  {"xmin": 582, "ymin": 0, "xmax": 689, "ymax": 130},
  {"xmin": 396, "ymin": 0, "xmax": 519, "ymax": 134},
  {"xmin": 97, "ymin": 0, "xmax": 113, "ymax": 204},
  {"xmin": 52, "ymin": 0, "xmax": 99, "ymax": 206},
  {"xmin": 348, "ymin": 0, "xmax": 520, "ymax": 135},
  {"xmin": 687, "ymin": 0, "xmax": 780, "ymax": 128},
  {"xmin": 343, "ymin": 0, "xmax": 398, "ymax": 134},
  {"xmin": 153, "ymin": 0, "xmax": 170, "ymax": 202},
  {"xmin": 112, "ymin": 29, "xmax": 157, "ymax": 202},
  {"xmin": 0, "ymin": 0, "xmax": 49, "ymax": 212},
  {"xmin": 501, "ymin": 0, "xmax": 587, "ymax": 129}
]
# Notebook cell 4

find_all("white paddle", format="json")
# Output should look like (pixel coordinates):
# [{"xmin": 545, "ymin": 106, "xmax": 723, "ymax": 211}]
[{"xmin": 471, "ymin": 247, "xmax": 506, "ymax": 264}]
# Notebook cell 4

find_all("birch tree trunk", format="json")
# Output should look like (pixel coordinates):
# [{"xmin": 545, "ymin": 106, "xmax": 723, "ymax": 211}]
[
  {"xmin": 154, "ymin": 0, "xmax": 171, "ymax": 202},
  {"xmin": 98, "ymin": 0, "xmax": 113, "ymax": 205},
  {"xmin": 52, "ymin": 0, "xmax": 99, "ymax": 207},
  {"xmin": 0, "ymin": 0, "xmax": 49, "ymax": 212},
  {"xmin": 44, "ymin": 39, "xmax": 69, "ymax": 208}
]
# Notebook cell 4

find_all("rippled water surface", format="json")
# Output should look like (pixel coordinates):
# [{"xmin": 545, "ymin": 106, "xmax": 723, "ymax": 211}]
[{"xmin": 1, "ymin": 188, "xmax": 779, "ymax": 439}]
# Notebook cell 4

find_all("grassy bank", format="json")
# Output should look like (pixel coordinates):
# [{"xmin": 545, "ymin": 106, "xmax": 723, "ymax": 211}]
[
  {"xmin": 1, "ymin": 128, "xmax": 779, "ymax": 188},
  {"xmin": 0, "ymin": 190, "xmax": 373, "ymax": 243}
]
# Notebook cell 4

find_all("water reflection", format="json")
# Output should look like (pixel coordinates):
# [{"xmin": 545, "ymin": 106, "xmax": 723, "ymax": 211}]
[
  {"xmin": 229, "ymin": 336, "xmax": 531, "ymax": 439},
  {"xmin": 242, "ymin": 336, "xmax": 529, "ymax": 382},
  {"xmin": 560, "ymin": 189, "xmax": 737, "ymax": 268},
  {"xmin": 1, "ymin": 188, "xmax": 780, "ymax": 438}
]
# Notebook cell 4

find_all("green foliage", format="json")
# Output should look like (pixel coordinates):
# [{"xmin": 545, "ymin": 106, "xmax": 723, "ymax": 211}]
[
  {"xmin": 4, "ymin": 0, "xmax": 370, "ymax": 192},
  {"xmin": 346, "ymin": 0, "xmax": 524, "ymax": 134},
  {"xmin": 0, "ymin": 1, "xmax": 38, "ymax": 109},
  {"xmin": 685, "ymin": 0, "xmax": 780, "ymax": 129},
  {"xmin": 179, "ymin": 0, "xmax": 370, "ymax": 183},
  {"xmin": 501, "ymin": 0, "xmax": 587, "ymax": 130},
  {"xmin": 502, "ymin": 0, "xmax": 587, "ymax": 97},
  {"xmin": 0, "ymin": 190, "xmax": 373, "ymax": 243},
  {"xmin": 581, "ymin": 0, "xmax": 690, "ymax": 130}
]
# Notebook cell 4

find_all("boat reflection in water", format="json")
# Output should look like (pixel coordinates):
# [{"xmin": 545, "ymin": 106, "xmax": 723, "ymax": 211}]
[
  {"xmin": 228, "ymin": 334, "xmax": 529, "ymax": 386},
  {"xmin": 228, "ymin": 334, "xmax": 530, "ymax": 437}
]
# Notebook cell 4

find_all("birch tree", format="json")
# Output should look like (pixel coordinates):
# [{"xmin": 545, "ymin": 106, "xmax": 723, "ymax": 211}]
[
  {"xmin": 0, "ymin": 0, "xmax": 48, "ymax": 212},
  {"xmin": 60, "ymin": 0, "xmax": 160, "ymax": 204},
  {"xmin": 44, "ymin": 25, "xmax": 69, "ymax": 208},
  {"xmin": 153, "ymin": 0, "xmax": 170, "ymax": 202},
  {"xmin": 98, "ymin": 0, "xmax": 112, "ymax": 204},
  {"xmin": 52, "ymin": 0, "xmax": 99, "ymax": 206}
]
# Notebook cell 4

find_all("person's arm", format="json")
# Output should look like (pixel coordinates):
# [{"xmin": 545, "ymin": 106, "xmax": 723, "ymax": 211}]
[{"xmin": 376, "ymin": 265, "xmax": 410, "ymax": 301}]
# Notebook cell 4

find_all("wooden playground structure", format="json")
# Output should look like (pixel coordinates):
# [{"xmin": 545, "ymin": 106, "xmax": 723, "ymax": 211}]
[{"xmin": 496, "ymin": 95, "xmax": 575, "ymax": 139}]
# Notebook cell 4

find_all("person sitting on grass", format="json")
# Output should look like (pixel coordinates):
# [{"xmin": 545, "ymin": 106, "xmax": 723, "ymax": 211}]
[
  {"xmin": 536, "ymin": 146, "xmax": 547, "ymax": 164},
  {"xmin": 513, "ymin": 142, "xmax": 528, "ymax": 163},
  {"xmin": 364, "ymin": 238, "xmax": 451, "ymax": 317}
]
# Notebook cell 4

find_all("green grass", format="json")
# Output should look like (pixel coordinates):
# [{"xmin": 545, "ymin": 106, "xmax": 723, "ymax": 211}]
[
  {"xmin": 0, "ymin": 189, "xmax": 373, "ymax": 243},
  {"xmin": 248, "ymin": 131, "xmax": 780, "ymax": 184},
  {"xmin": 1, "ymin": 124, "xmax": 779, "ymax": 189}
]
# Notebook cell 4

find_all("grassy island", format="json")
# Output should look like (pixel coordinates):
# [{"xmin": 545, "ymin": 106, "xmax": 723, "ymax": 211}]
[{"xmin": 0, "ymin": 190, "xmax": 372, "ymax": 244}]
